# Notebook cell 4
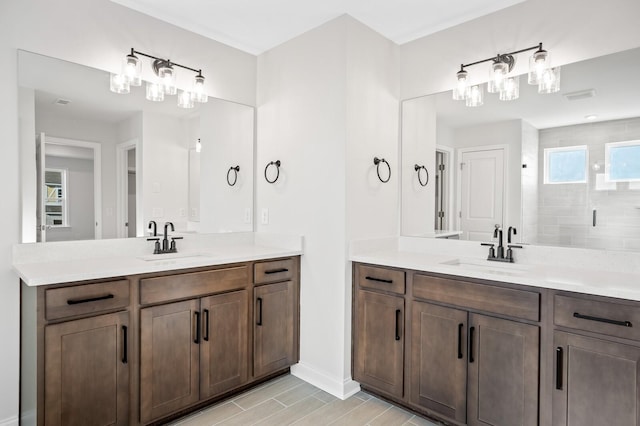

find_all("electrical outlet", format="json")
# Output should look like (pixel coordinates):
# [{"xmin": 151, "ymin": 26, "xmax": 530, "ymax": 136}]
[
  {"xmin": 261, "ymin": 208, "xmax": 269, "ymax": 225},
  {"xmin": 244, "ymin": 208, "xmax": 252, "ymax": 224},
  {"xmin": 179, "ymin": 208, "xmax": 186, "ymax": 217},
  {"xmin": 152, "ymin": 182, "xmax": 161, "ymax": 193}
]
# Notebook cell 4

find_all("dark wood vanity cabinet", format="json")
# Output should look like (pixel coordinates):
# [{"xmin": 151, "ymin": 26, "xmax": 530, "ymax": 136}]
[
  {"xmin": 552, "ymin": 293, "xmax": 640, "ymax": 426},
  {"xmin": 353, "ymin": 263, "xmax": 541, "ymax": 426},
  {"xmin": 44, "ymin": 311, "xmax": 130, "ymax": 426},
  {"xmin": 22, "ymin": 256, "xmax": 300, "ymax": 426}
]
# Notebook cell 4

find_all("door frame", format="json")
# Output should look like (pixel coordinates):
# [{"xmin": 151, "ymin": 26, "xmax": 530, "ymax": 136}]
[
  {"xmin": 455, "ymin": 144, "xmax": 508, "ymax": 233},
  {"xmin": 116, "ymin": 139, "xmax": 142, "ymax": 238},
  {"xmin": 42, "ymin": 136, "xmax": 102, "ymax": 240},
  {"xmin": 435, "ymin": 144, "xmax": 454, "ymax": 231}
]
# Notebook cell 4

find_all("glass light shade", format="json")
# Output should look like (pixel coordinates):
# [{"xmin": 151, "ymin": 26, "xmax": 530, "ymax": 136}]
[
  {"xmin": 192, "ymin": 74, "xmax": 208, "ymax": 103},
  {"xmin": 145, "ymin": 81, "xmax": 164, "ymax": 102},
  {"xmin": 122, "ymin": 54, "xmax": 141, "ymax": 86},
  {"xmin": 499, "ymin": 76, "xmax": 520, "ymax": 101},
  {"xmin": 528, "ymin": 49, "xmax": 549, "ymax": 85},
  {"xmin": 465, "ymin": 84, "xmax": 484, "ymax": 107},
  {"xmin": 452, "ymin": 70, "xmax": 468, "ymax": 100},
  {"xmin": 158, "ymin": 64, "xmax": 177, "ymax": 95},
  {"xmin": 195, "ymin": 138, "xmax": 202, "ymax": 153},
  {"xmin": 538, "ymin": 67, "xmax": 561, "ymax": 94},
  {"xmin": 177, "ymin": 90, "xmax": 194, "ymax": 109},
  {"xmin": 487, "ymin": 61, "xmax": 508, "ymax": 93},
  {"xmin": 109, "ymin": 73, "xmax": 130, "ymax": 94}
]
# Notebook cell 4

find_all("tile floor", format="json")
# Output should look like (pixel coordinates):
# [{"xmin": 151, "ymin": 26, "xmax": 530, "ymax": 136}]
[{"xmin": 170, "ymin": 374, "xmax": 440, "ymax": 426}]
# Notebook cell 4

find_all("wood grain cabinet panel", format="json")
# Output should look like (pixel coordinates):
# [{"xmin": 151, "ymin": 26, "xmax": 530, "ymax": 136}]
[
  {"xmin": 254, "ymin": 259, "xmax": 295, "ymax": 284},
  {"xmin": 140, "ymin": 300, "xmax": 200, "ymax": 423},
  {"xmin": 44, "ymin": 311, "xmax": 129, "ymax": 426},
  {"xmin": 410, "ymin": 301, "xmax": 467, "ymax": 423},
  {"xmin": 354, "ymin": 289, "xmax": 405, "ymax": 398},
  {"xmin": 467, "ymin": 313, "xmax": 539, "ymax": 426},
  {"xmin": 45, "ymin": 279, "xmax": 129, "ymax": 320},
  {"xmin": 200, "ymin": 290, "xmax": 249, "ymax": 399},
  {"xmin": 553, "ymin": 331, "xmax": 640, "ymax": 426},
  {"xmin": 254, "ymin": 281, "xmax": 295, "ymax": 378}
]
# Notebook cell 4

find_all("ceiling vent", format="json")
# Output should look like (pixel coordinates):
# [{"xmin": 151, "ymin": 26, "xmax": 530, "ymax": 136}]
[
  {"xmin": 563, "ymin": 89, "xmax": 596, "ymax": 101},
  {"xmin": 53, "ymin": 98, "xmax": 71, "ymax": 106}
]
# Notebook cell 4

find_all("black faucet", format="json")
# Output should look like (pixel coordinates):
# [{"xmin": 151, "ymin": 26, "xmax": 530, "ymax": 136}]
[
  {"xmin": 148, "ymin": 220, "xmax": 157, "ymax": 237},
  {"xmin": 508, "ymin": 226, "xmax": 517, "ymax": 244},
  {"xmin": 493, "ymin": 226, "xmax": 504, "ymax": 259},
  {"xmin": 162, "ymin": 222, "xmax": 175, "ymax": 252}
]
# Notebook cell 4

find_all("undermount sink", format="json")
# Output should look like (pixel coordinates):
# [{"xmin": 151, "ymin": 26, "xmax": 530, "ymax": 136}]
[
  {"xmin": 137, "ymin": 252, "xmax": 211, "ymax": 262},
  {"xmin": 440, "ymin": 258, "xmax": 530, "ymax": 276}
]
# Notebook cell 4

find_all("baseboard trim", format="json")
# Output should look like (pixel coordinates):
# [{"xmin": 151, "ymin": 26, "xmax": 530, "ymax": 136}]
[
  {"xmin": 291, "ymin": 362, "xmax": 361, "ymax": 400},
  {"xmin": 0, "ymin": 415, "xmax": 19, "ymax": 426}
]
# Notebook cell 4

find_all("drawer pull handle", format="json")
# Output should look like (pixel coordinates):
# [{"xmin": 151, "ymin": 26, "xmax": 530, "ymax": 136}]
[
  {"xmin": 257, "ymin": 298, "xmax": 263, "ymax": 326},
  {"xmin": 122, "ymin": 325, "xmax": 128, "ymax": 364},
  {"xmin": 469, "ymin": 326, "xmax": 475, "ymax": 363},
  {"xmin": 67, "ymin": 294, "xmax": 114, "ymax": 305},
  {"xmin": 556, "ymin": 347, "xmax": 563, "ymax": 390},
  {"xmin": 194, "ymin": 311, "xmax": 200, "ymax": 344},
  {"xmin": 395, "ymin": 309, "xmax": 402, "ymax": 341},
  {"xmin": 203, "ymin": 309, "xmax": 210, "ymax": 342},
  {"xmin": 457, "ymin": 323, "xmax": 464, "ymax": 359},
  {"xmin": 365, "ymin": 276, "xmax": 393, "ymax": 284},
  {"xmin": 265, "ymin": 268, "xmax": 288, "ymax": 274},
  {"xmin": 573, "ymin": 312, "xmax": 632, "ymax": 328}
]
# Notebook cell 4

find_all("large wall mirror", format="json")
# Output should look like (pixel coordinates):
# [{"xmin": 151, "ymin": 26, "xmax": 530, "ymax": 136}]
[
  {"xmin": 18, "ymin": 50, "xmax": 254, "ymax": 243},
  {"xmin": 401, "ymin": 47, "xmax": 640, "ymax": 251}
]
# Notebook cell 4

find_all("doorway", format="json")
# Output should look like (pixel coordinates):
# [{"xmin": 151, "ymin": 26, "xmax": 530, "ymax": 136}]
[
  {"xmin": 36, "ymin": 133, "xmax": 102, "ymax": 242},
  {"xmin": 116, "ymin": 139, "xmax": 142, "ymax": 238},
  {"xmin": 457, "ymin": 146, "xmax": 506, "ymax": 241}
]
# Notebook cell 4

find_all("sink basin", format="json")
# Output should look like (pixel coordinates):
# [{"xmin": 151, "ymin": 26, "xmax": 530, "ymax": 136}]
[
  {"xmin": 138, "ymin": 252, "xmax": 211, "ymax": 262},
  {"xmin": 440, "ymin": 258, "xmax": 530, "ymax": 276}
]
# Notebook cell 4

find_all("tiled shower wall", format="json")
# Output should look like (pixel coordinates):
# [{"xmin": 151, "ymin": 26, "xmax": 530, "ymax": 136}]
[{"xmin": 537, "ymin": 117, "xmax": 640, "ymax": 250}]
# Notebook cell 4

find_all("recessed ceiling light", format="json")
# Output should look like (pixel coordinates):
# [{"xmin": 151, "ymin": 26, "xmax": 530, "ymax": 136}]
[{"xmin": 585, "ymin": 114, "xmax": 598, "ymax": 120}]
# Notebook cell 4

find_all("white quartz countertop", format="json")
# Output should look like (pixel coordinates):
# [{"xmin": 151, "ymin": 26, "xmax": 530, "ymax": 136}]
[
  {"xmin": 14, "ymin": 233, "xmax": 303, "ymax": 286},
  {"xmin": 350, "ymin": 237, "xmax": 640, "ymax": 302}
]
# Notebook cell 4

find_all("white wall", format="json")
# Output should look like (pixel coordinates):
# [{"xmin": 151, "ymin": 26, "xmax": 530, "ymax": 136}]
[
  {"xmin": 142, "ymin": 112, "xmax": 189, "ymax": 230},
  {"xmin": 400, "ymin": 0, "xmax": 640, "ymax": 100},
  {"xmin": 257, "ymin": 15, "xmax": 399, "ymax": 396},
  {"xmin": 1, "ymin": 0, "xmax": 255, "ymax": 423},
  {"xmin": 401, "ymin": 96, "xmax": 436, "ymax": 236},
  {"xmin": 199, "ymin": 100, "xmax": 254, "ymax": 233}
]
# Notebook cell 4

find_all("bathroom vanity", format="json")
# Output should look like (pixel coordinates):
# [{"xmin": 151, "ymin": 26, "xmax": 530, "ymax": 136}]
[
  {"xmin": 351, "ymin": 238, "xmax": 640, "ymax": 426},
  {"xmin": 16, "ymin": 234, "xmax": 301, "ymax": 426}
]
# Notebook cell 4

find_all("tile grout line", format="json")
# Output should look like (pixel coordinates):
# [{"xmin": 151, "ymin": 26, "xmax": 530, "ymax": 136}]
[
  {"xmin": 365, "ymin": 405, "xmax": 392, "ymax": 425},
  {"xmin": 326, "ymin": 396, "xmax": 374, "ymax": 425}
]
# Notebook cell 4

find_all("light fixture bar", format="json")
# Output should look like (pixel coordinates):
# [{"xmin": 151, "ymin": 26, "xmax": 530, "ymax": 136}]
[
  {"xmin": 131, "ymin": 49, "xmax": 202, "ymax": 75},
  {"xmin": 459, "ymin": 43, "xmax": 543, "ymax": 71}
]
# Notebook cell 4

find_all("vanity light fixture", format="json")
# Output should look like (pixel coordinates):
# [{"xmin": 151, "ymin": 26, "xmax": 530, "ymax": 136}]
[
  {"xmin": 453, "ymin": 43, "xmax": 560, "ymax": 106},
  {"xmin": 195, "ymin": 138, "xmax": 202, "ymax": 153},
  {"xmin": 110, "ymin": 48, "xmax": 208, "ymax": 108}
]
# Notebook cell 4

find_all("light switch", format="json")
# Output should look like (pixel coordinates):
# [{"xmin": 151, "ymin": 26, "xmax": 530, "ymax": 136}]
[
  {"xmin": 261, "ymin": 208, "xmax": 269, "ymax": 225},
  {"xmin": 152, "ymin": 182, "xmax": 161, "ymax": 193}
]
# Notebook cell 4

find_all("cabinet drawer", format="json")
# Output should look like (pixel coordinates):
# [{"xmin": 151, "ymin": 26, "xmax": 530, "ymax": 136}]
[
  {"xmin": 413, "ymin": 274, "xmax": 539, "ymax": 322},
  {"xmin": 45, "ymin": 280, "xmax": 130, "ymax": 321},
  {"xmin": 140, "ymin": 266, "xmax": 248, "ymax": 305},
  {"xmin": 554, "ymin": 294, "xmax": 640, "ymax": 341},
  {"xmin": 356, "ymin": 264, "xmax": 405, "ymax": 295},
  {"xmin": 254, "ymin": 258, "xmax": 294, "ymax": 284}
]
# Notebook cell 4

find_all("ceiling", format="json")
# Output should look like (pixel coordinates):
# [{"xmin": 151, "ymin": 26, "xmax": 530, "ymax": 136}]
[{"xmin": 110, "ymin": 0, "xmax": 525, "ymax": 55}]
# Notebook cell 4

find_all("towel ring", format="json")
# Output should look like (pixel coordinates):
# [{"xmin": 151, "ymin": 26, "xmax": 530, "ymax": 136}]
[
  {"xmin": 414, "ymin": 164, "xmax": 429, "ymax": 187},
  {"xmin": 265, "ymin": 160, "xmax": 281, "ymax": 184},
  {"xmin": 227, "ymin": 166, "xmax": 240, "ymax": 186},
  {"xmin": 373, "ymin": 157, "xmax": 391, "ymax": 183}
]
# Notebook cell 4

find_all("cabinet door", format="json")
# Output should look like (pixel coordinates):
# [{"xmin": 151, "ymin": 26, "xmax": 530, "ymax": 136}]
[
  {"xmin": 254, "ymin": 281, "xmax": 295, "ymax": 377},
  {"xmin": 353, "ymin": 289, "xmax": 404, "ymax": 397},
  {"xmin": 200, "ymin": 290, "xmax": 249, "ymax": 399},
  {"xmin": 140, "ymin": 299, "xmax": 200, "ymax": 423},
  {"xmin": 467, "ymin": 314, "xmax": 539, "ymax": 426},
  {"xmin": 410, "ymin": 301, "xmax": 467, "ymax": 423},
  {"xmin": 44, "ymin": 311, "xmax": 129, "ymax": 426},
  {"xmin": 553, "ymin": 331, "xmax": 640, "ymax": 426}
]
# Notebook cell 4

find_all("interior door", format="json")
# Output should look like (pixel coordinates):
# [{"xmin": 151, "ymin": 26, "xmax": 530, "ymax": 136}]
[
  {"xmin": 459, "ymin": 148, "xmax": 504, "ymax": 241},
  {"xmin": 36, "ymin": 132, "xmax": 46, "ymax": 242}
]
